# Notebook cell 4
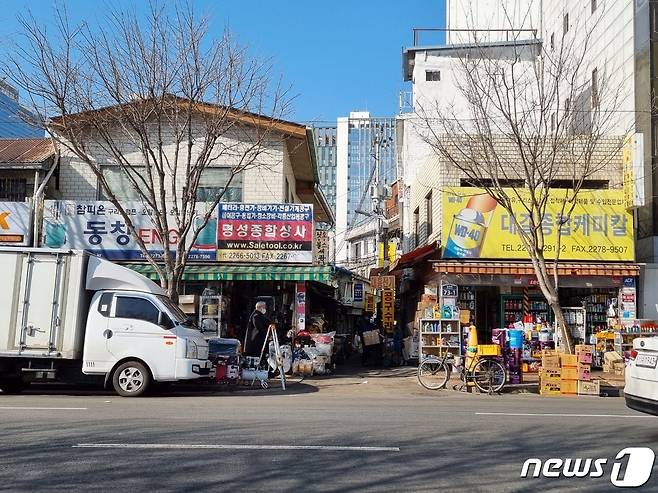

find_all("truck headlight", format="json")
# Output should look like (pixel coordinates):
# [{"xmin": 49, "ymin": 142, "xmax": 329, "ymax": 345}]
[{"xmin": 185, "ymin": 339, "xmax": 199, "ymax": 359}]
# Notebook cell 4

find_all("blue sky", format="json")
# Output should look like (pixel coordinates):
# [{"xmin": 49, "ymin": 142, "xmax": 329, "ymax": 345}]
[{"xmin": 0, "ymin": 0, "xmax": 446, "ymax": 124}]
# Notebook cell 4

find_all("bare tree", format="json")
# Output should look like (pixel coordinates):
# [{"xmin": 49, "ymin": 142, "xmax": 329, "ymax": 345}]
[
  {"xmin": 4, "ymin": 3, "xmax": 293, "ymax": 301},
  {"xmin": 416, "ymin": 7, "xmax": 629, "ymax": 353}
]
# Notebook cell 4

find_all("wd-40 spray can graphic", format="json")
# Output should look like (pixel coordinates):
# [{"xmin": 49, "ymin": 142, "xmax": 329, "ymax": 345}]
[{"xmin": 444, "ymin": 194, "xmax": 498, "ymax": 258}]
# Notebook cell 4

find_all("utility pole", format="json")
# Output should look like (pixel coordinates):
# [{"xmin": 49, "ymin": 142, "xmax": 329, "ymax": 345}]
[{"xmin": 371, "ymin": 126, "xmax": 391, "ymax": 272}]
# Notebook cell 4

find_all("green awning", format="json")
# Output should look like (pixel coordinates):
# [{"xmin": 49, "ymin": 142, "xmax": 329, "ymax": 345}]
[{"xmin": 125, "ymin": 263, "xmax": 334, "ymax": 282}]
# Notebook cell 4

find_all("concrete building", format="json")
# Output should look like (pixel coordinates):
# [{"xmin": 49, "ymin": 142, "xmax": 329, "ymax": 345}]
[
  {"xmin": 423, "ymin": 0, "xmax": 655, "ymax": 318},
  {"xmin": 314, "ymin": 125, "xmax": 337, "ymax": 216},
  {"xmin": 0, "ymin": 81, "xmax": 41, "ymax": 138},
  {"xmin": 335, "ymin": 112, "xmax": 397, "ymax": 276}
]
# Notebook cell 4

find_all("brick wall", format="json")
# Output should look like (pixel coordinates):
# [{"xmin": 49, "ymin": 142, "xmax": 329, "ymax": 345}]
[{"xmin": 55, "ymin": 120, "xmax": 292, "ymax": 204}]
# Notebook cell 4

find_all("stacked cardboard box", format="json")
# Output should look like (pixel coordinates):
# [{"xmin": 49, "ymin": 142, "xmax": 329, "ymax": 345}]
[
  {"xmin": 414, "ymin": 295, "xmax": 438, "ymax": 329},
  {"xmin": 539, "ymin": 350, "xmax": 561, "ymax": 395},
  {"xmin": 540, "ymin": 346, "xmax": 600, "ymax": 397},
  {"xmin": 603, "ymin": 351, "xmax": 625, "ymax": 376},
  {"xmin": 560, "ymin": 352, "xmax": 579, "ymax": 395},
  {"xmin": 574, "ymin": 345, "xmax": 598, "ymax": 396}
]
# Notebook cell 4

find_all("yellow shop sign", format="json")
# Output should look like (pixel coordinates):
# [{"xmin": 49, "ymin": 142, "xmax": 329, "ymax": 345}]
[{"xmin": 442, "ymin": 188, "xmax": 634, "ymax": 261}]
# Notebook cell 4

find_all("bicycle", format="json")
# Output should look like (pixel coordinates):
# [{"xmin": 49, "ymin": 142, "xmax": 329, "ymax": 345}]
[{"xmin": 417, "ymin": 345, "xmax": 507, "ymax": 394}]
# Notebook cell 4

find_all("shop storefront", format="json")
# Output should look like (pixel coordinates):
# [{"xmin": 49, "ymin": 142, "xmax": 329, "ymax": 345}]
[
  {"xmin": 405, "ymin": 187, "xmax": 652, "ymax": 391},
  {"xmin": 428, "ymin": 260, "xmax": 641, "ymax": 364}
]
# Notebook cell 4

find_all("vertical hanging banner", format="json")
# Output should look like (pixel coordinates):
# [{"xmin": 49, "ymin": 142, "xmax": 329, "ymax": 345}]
[
  {"xmin": 382, "ymin": 288, "xmax": 395, "ymax": 334},
  {"xmin": 365, "ymin": 294, "xmax": 375, "ymax": 313},
  {"xmin": 353, "ymin": 282, "xmax": 364, "ymax": 303},
  {"xmin": 295, "ymin": 282, "xmax": 306, "ymax": 331}
]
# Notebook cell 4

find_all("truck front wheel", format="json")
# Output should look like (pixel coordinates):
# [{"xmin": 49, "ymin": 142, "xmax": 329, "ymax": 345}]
[
  {"xmin": 0, "ymin": 377, "xmax": 28, "ymax": 394},
  {"xmin": 112, "ymin": 361, "xmax": 151, "ymax": 397}
]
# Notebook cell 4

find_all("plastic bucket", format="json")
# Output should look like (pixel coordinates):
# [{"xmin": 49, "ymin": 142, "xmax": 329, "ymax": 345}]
[{"xmin": 508, "ymin": 329, "xmax": 524, "ymax": 349}]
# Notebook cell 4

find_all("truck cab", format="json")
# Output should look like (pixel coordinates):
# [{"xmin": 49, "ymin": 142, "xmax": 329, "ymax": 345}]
[{"xmin": 81, "ymin": 256, "xmax": 210, "ymax": 396}]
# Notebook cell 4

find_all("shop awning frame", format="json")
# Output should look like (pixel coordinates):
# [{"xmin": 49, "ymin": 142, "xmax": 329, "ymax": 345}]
[
  {"xmin": 431, "ymin": 261, "xmax": 640, "ymax": 277},
  {"xmin": 390, "ymin": 241, "xmax": 439, "ymax": 272},
  {"xmin": 126, "ymin": 263, "xmax": 334, "ymax": 282}
]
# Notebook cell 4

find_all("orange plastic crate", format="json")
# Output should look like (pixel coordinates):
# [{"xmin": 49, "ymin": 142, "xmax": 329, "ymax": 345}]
[{"xmin": 476, "ymin": 344, "xmax": 502, "ymax": 356}]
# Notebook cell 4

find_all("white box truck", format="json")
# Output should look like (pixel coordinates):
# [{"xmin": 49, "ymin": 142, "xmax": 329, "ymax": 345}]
[{"xmin": 0, "ymin": 248, "xmax": 211, "ymax": 396}]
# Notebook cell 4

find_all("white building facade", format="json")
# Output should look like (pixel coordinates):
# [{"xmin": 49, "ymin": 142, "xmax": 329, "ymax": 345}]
[{"xmin": 400, "ymin": 0, "xmax": 657, "ymax": 316}]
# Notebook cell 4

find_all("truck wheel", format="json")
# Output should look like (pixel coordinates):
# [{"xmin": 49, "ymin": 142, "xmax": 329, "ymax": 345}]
[
  {"xmin": 0, "ymin": 378, "xmax": 27, "ymax": 394},
  {"xmin": 112, "ymin": 361, "xmax": 151, "ymax": 397}
]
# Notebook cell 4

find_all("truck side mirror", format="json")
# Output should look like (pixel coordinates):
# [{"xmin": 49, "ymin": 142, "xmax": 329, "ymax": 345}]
[{"xmin": 159, "ymin": 312, "xmax": 174, "ymax": 330}]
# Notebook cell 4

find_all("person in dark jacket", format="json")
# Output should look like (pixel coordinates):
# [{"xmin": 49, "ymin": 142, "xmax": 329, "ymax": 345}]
[{"xmin": 244, "ymin": 301, "xmax": 273, "ymax": 357}]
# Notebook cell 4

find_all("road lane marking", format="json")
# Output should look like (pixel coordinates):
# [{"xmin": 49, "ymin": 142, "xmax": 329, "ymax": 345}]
[
  {"xmin": 73, "ymin": 443, "xmax": 400, "ymax": 452},
  {"xmin": 476, "ymin": 412, "xmax": 653, "ymax": 419},
  {"xmin": 0, "ymin": 406, "xmax": 88, "ymax": 410}
]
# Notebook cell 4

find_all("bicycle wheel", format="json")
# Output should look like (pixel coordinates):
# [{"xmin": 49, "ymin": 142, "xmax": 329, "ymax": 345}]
[
  {"xmin": 417, "ymin": 357, "xmax": 449, "ymax": 390},
  {"xmin": 472, "ymin": 359, "xmax": 506, "ymax": 394}
]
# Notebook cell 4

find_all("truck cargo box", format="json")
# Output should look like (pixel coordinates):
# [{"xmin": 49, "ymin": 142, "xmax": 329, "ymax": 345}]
[{"xmin": 0, "ymin": 248, "xmax": 88, "ymax": 359}]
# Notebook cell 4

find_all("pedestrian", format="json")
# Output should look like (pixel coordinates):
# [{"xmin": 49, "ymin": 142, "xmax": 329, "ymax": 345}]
[
  {"xmin": 243, "ymin": 301, "xmax": 272, "ymax": 358},
  {"xmin": 356, "ymin": 315, "xmax": 372, "ymax": 366}
]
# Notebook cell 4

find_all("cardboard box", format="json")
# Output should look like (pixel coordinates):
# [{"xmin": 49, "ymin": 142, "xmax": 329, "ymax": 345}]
[
  {"xmin": 577, "ymin": 351, "xmax": 593, "ymax": 364},
  {"xmin": 541, "ymin": 349, "xmax": 557, "ymax": 357},
  {"xmin": 421, "ymin": 294, "xmax": 437, "ymax": 303},
  {"xmin": 604, "ymin": 351, "xmax": 624, "ymax": 365},
  {"xmin": 578, "ymin": 380, "xmax": 600, "ymax": 396},
  {"xmin": 578, "ymin": 365, "xmax": 591, "ymax": 381},
  {"xmin": 575, "ymin": 344, "xmax": 594, "ymax": 354},
  {"xmin": 561, "ymin": 379, "xmax": 578, "ymax": 394},
  {"xmin": 542, "ymin": 355, "xmax": 561, "ymax": 370},
  {"xmin": 561, "ymin": 367, "xmax": 579, "ymax": 380},
  {"xmin": 540, "ymin": 380, "xmax": 561, "ymax": 396},
  {"xmin": 602, "ymin": 363, "xmax": 611, "ymax": 373},
  {"xmin": 560, "ymin": 354, "xmax": 579, "ymax": 368},
  {"xmin": 540, "ymin": 368, "xmax": 561, "ymax": 381},
  {"xmin": 178, "ymin": 294, "xmax": 199, "ymax": 315}
]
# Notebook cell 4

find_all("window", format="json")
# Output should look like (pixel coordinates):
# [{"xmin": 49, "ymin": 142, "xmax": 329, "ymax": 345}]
[
  {"xmin": 352, "ymin": 242, "xmax": 362, "ymax": 259},
  {"xmin": 550, "ymin": 33, "xmax": 555, "ymax": 51},
  {"xmin": 425, "ymin": 70, "xmax": 441, "ymax": 82},
  {"xmin": 0, "ymin": 178, "xmax": 27, "ymax": 201},
  {"xmin": 413, "ymin": 207, "xmax": 420, "ymax": 247},
  {"xmin": 592, "ymin": 68, "xmax": 599, "ymax": 108},
  {"xmin": 564, "ymin": 98, "xmax": 571, "ymax": 115},
  {"xmin": 100, "ymin": 166, "xmax": 143, "ymax": 200},
  {"xmin": 196, "ymin": 167, "xmax": 242, "ymax": 202},
  {"xmin": 284, "ymin": 178, "xmax": 290, "ymax": 204},
  {"xmin": 425, "ymin": 191, "xmax": 433, "ymax": 235},
  {"xmin": 563, "ymin": 13, "xmax": 569, "ymax": 35},
  {"xmin": 97, "ymin": 293, "xmax": 114, "ymax": 317},
  {"xmin": 115, "ymin": 296, "xmax": 160, "ymax": 325},
  {"xmin": 591, "ymin": 0, "xmax": 597, "ymax": 14}
]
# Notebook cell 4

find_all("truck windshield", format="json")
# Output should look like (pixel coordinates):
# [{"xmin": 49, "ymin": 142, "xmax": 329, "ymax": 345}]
[{"xmin": 157, "ymin": 295, "xmax": 197, "ymax": 329}]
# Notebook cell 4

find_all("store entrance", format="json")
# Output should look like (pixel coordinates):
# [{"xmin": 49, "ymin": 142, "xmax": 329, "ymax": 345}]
[{"xmin": 475, "ymin": 286, "xmax": 498, "ymax": 343}]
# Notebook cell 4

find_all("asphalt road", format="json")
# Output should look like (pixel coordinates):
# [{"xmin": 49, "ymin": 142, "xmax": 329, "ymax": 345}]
[{"xmin": 0, "ymin": 371, "xmax": 656, "ymax": 492}]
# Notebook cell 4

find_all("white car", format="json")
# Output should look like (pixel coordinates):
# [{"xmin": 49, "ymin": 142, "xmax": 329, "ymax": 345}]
[{"xmin": 624, "ymin": 337, "xmax": 658, "ymax": 416}]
